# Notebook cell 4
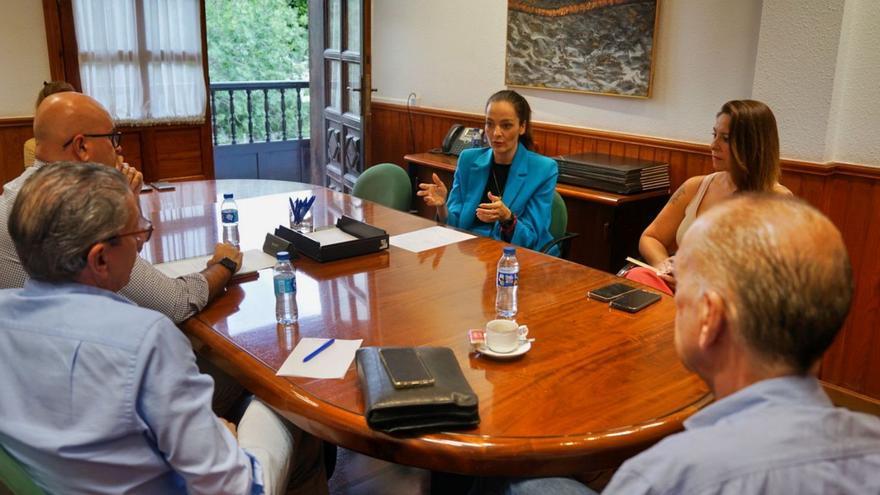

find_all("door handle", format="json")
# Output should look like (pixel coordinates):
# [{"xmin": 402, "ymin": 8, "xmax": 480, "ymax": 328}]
[{"xmin": 347, "ymin": 86, "xmax": 378, "ymax": 93}]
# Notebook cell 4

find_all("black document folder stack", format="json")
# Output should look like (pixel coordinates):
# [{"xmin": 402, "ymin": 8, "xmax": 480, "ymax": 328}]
[{"xmin": 555, "ymin": 152, "xmax": 670, "ymax": 194}]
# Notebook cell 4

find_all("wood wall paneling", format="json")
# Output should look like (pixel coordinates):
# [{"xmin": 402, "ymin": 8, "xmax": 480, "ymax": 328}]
[
  {"xmin": 369, "ymin": 101, "xmax": 880, "ymax": 403},
  {"xmin": 0, "ymin": 118, "xmax": 32, "ymax": 187},
  {"xmin": 152, "ymin": 127, "xmax": 211, "ymax": 180}
]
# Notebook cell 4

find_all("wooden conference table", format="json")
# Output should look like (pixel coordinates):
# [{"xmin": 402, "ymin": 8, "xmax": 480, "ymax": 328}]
[{"xmin": 138, "ymin": 179, "xmax": 711, "ymax": 476}]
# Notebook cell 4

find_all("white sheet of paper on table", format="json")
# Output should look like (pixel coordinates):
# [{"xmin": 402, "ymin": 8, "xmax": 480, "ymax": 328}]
[
  {"xmin": 389, "ymin": 226, "xmax": 476, "ymax": 253},
  {"xmin": 276, "ymin": 338, "xmax": 363, "ymax": 379},
  {"xmin": 304, "ymin": 228, "xmax": 359, "ymax": 246},
  {"xmin": 153, "ymin": 249, "xmax": 276, "ymax": 279}
]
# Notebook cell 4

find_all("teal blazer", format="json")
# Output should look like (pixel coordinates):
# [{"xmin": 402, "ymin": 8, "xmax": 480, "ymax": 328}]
[{"xmin": 447, "ymin": 145, "xmax": 558, "ymax": 253}]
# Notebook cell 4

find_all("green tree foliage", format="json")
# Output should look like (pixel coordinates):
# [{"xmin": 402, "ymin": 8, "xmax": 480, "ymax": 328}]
[
  {"xmin": 207, "ymin": 0, "xmax": 308, "ymax": 81},
  {"xmin": 206, "ymin": 0, "xmax": 310, "ymax": 144}
]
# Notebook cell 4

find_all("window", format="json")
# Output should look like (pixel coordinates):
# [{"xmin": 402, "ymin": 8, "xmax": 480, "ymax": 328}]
[{"xmin": 72, "ymin": 0, "xmax": 206, "ymax": 125}]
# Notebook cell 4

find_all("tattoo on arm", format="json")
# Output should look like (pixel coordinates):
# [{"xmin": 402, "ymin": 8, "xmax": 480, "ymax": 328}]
[{"xmin": 669, "ymin": 184, "xmax": 687, "ymax": 205}]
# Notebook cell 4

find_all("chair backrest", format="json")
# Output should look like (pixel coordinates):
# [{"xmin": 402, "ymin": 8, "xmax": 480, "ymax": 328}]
[
  {"xmin": 549, "ymin": 191, "xmax": 568, "ymax": 241},
  {"xmin": 351, "ymin": 163, "xmax": 412, "ymax": 212},
  {"xmin": 23, "ymin": 138, "xmax": 36, "ymax": 169},
  {"xmin": 0, "ymin": 444, "xmax": 46, "ymax": 495}
]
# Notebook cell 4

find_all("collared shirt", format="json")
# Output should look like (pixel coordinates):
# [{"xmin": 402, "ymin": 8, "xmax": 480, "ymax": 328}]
[
  {"xmin": 0, "ymin": 161, "xmax": 208, "ymax": 323},
  {"xmin": 0, "ymin": 281, "xmax": 263, "ymax": 494},
  {"xmin": 604, "ymin": 376, "xmax": 880, "ymax": 494}
]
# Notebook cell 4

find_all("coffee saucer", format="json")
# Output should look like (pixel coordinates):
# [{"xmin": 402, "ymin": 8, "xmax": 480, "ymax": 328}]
[{"xmin": 477, "ymin": 341, "xmax": 531, "ymax": 359}]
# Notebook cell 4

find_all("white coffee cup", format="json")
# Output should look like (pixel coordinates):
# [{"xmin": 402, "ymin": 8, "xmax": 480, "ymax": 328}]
[{"xmin": 485, "ymin": 319, "xmax": 529, "ymax": 353}]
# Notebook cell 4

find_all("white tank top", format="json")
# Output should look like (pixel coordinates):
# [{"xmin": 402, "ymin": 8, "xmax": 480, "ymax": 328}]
[{"xmin": 675, "ymin": 173, "xmax": 720, "ymax": 248}]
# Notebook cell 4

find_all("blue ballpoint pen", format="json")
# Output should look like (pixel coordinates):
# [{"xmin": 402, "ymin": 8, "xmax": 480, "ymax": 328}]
[{"xmin": 303, "ymin": 338, "xmax": 335, "ymax": 362}]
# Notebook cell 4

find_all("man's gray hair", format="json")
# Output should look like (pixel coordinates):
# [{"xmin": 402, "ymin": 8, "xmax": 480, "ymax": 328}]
[
  {"xmin": 680, "ymin": 194, "xmax": 853, "ymax": 374},
  {"xmin": 8, "ymin": 162, "xmax": 132, "ymax": 282}
]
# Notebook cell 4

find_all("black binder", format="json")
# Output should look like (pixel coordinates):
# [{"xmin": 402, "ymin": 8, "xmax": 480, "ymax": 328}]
[{"xmin": 356, "ymin": 347, "xmax": 480, "ymax": 433}]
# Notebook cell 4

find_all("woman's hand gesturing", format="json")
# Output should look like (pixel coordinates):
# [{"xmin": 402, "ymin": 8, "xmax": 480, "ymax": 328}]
[
  {"xmin": 417, "ymin": 173, "xmax": 448, "ymax": 206},
  {"xmin": 476, "ymin": 192, "xmax": 512, "ymax": 224}
]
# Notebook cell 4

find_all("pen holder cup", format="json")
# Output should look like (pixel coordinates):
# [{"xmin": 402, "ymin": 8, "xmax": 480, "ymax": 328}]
[{"xmin": 289, "ymin": 207, "xmax": 314, "ymax": 234}]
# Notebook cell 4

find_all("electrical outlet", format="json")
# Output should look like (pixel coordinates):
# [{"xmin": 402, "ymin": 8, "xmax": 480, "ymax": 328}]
[{"xmin": 406, "ymin": 92, "xmax": 420, "ymax": 107}]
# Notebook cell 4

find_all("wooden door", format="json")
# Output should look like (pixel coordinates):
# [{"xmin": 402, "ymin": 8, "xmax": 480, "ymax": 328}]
[{"xmin": 308, "ymin": 0, "xmax": 371, "ymax": 191}]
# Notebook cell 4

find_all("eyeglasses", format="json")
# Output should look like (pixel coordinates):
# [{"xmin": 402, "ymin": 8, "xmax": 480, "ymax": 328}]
[
  {"xmin": 62, "ymin": 131, "xmax": 123, "ymax": 149},
  {"xmin": 104, "ymin": 216, "xmax": 153, "ymax": 251}
]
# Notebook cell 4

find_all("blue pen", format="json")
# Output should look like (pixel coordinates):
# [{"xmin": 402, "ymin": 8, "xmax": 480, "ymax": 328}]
[
  {"xmin": 303, "ymin": 338, "xmax": 335, "ymax": 362},
  {"xmin": 304, "ymin": 197, "xmax": 315, "ymax": 219},
  {"xmin": 291, "ymin": 197, "xmax": 303, "ymax": 223}
]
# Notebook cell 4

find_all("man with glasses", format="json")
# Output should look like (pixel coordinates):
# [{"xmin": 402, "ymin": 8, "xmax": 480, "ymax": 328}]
[
  {"xmin": 1, "ymin": 90, "xmax": 242, "ymax": 326},
  {"xmin": 0, "ymin": 163, "xmax": 327, "ymax": 494}
]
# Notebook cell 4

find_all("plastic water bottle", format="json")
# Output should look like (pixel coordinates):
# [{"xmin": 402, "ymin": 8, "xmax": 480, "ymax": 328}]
[
  {"xmin": 274, "ymin": 251, "xmax": 298, "ymax": 325},
  {"xmin": 471, "ymin": 129, "xmax": 483, "ymax": 149},
  {"xmin": 220, "ymin": 193, "xmax": 239, "ymax": 247},
  {"xmin": 495, "ymin": 246, "xmax": 519, "ymax": 318}
]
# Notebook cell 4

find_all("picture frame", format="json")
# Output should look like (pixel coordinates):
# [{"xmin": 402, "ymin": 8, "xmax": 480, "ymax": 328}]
[{"xmin": 505, "ymin": 0, "xmax": 660, "ymax": 98}]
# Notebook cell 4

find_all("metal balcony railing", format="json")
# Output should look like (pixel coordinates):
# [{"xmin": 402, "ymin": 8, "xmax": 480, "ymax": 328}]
[{"xmin": 209, "ymin": 81, "xmax": 309, "ymax": 146}]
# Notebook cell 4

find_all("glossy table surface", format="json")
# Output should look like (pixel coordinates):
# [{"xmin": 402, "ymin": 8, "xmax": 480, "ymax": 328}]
[{"xmin": 140, "ymin": 180, "xmax": 711, "ymax": 476}]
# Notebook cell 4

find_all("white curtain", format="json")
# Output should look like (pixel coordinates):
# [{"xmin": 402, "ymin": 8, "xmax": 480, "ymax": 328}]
[{"xmin": 72, "ymin": 0, "xmax": 206, "ymax": 125}]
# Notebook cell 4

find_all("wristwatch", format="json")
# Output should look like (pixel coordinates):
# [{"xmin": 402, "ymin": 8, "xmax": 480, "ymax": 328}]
[{"xmin": 216, "ymin": 257, "xmax": 238, "ymax": 274}]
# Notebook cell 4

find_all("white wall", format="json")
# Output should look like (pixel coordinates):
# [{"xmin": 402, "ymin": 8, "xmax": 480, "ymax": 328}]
[
  {"xmin": 0, "ymin": 2, "xmax": 51, "ymax": 118},
  {"xmin": 373, "ymin": 0, "xmax": 880, "ymax": 166},
  {"xmin": 752, "ymin": 0, "xmax": 845, "ymax": 162},
  {"xmin": 373, "ymin": 0, "xmax": 762, "ymax": 144},
  {"xmin": 826, "ymin": 0, "xmax": 880, "ymax": 165}
]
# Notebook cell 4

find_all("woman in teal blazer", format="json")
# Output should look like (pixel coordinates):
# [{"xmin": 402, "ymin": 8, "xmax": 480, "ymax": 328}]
[{"xmin": 418, "ymin": 90, "xmax": 558, "ymax": 253}]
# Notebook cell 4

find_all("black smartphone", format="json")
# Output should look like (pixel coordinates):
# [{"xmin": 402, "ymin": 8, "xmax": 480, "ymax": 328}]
[
  {"xmin": 151, "ymin": 181, "xmax": 176, "ymax": 191},
  {"xmin": 588, "ymin": 282, "xmax": 637, "ymax": 302},
  {"xmin": 379, "ymin": 348, "xmax": 435, "ymax": 389},
  {"xmin": 610, "ymin": 289, "xmax": 662, "ymax": 313}
]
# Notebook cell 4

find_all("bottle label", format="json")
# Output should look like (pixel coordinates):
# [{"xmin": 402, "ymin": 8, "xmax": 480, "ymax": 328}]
[
  {"xmin": 274, "ymin": 276, "xmax": 296, "ymax": 295},
  {"xmin": 497, "ymin": 272, "xmax": 518, "ymax": 287},
  {"xmin": 221, "ymin": 209, "xmax": 238, "ymax": 223}
]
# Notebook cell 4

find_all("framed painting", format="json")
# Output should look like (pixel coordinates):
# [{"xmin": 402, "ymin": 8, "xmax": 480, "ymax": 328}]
[{"xmin": 506, "ymin": 0, "xmax": 660, "ymax": 98}]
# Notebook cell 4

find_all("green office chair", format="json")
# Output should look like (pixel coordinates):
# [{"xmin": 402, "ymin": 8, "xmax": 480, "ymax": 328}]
[
  {"xmin": 351, "ymin": 163, "xmax": 413, "ymax": 212},
  {"xmin": 0, "ymin": 444, "xmax": 46, "ymax": 495},
  {"xmin": 540, "ymin": 191, "xmax": 579, "ymax": 259}
]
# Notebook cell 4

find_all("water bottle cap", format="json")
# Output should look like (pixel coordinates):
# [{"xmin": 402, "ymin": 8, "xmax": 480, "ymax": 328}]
[
  {"xmin": 503, "ymin": 246, "xmax": 516, "ymax": 255},
  {"xmin": 276, "ymin": 251, "xmax": 290, "ymax": 261},
  {"xmin": 223, "ymin": 193, "xmax": 234, "ymax": 199}
]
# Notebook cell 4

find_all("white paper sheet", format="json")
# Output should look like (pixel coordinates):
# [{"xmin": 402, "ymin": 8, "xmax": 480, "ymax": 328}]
[
  {"xmin": 304, "ymin": 227, "xmax": 358, "ymax": 246},
  {"xmin": 389, "ymin": 226, "xmax": 476, "ymax": 253},
  {"xmin": 153, "ymin": 249, "xmax": 276, "ymax": 279},
  {"xmin": 276, "ymin": 338, "xmax": 363, "ymax": 379}
]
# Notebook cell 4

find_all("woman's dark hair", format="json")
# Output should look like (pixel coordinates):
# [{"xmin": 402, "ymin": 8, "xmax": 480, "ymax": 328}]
[
  {"xmin": 486, "ymin": 90, "xmax": 534, "ymax": 150},
  {"xmin": 719, "ymin": 99, "xmax": 781, "ymax": 192},
  {"xmin": 36, "ymin": 80, "xmax": 76, "ymax": 109}
]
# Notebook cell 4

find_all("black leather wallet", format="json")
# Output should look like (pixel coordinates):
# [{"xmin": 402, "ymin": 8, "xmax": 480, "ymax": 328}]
[{"xmin": 356, "ymin": 347, "xmax": 480, "ymax": 433}]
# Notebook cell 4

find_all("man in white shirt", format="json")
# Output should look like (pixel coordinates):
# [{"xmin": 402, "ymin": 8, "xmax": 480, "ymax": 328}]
[{"xmin": 1, "ymin": 91, "xmax": 239, "ymax": 324}]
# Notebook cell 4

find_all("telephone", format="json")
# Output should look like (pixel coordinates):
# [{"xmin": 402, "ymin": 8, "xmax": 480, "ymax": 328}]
[{"xmin": 441, "ymin": 124, "xmax": 484, "ymax": 155}]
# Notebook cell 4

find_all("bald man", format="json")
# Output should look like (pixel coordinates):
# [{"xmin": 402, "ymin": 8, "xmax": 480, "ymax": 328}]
[
  {"xmin": 1, "ymin": 92, "xmax": 242, "ymax": 324},
  {"xmin": 489, "ymin": 195, "xmax": 880, "ymax": 495},
  {"xmin": 33, "ymin": 91, "xmax": 141, "ymax": 189}
]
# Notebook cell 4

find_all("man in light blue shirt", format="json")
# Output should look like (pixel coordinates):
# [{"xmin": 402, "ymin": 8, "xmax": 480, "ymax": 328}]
[
  {"xmin": 0, "ymin": 163, "xmax": 326, "ymax": 494},
  {"xmin": 486, "ymin": 195, "xmax": 880, "ymax": 494}
]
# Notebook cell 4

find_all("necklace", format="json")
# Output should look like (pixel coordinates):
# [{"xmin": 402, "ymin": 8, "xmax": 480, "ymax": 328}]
[{"xmin": 491, "ymin": 169, "xmax": 504, "ymax": 197}]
